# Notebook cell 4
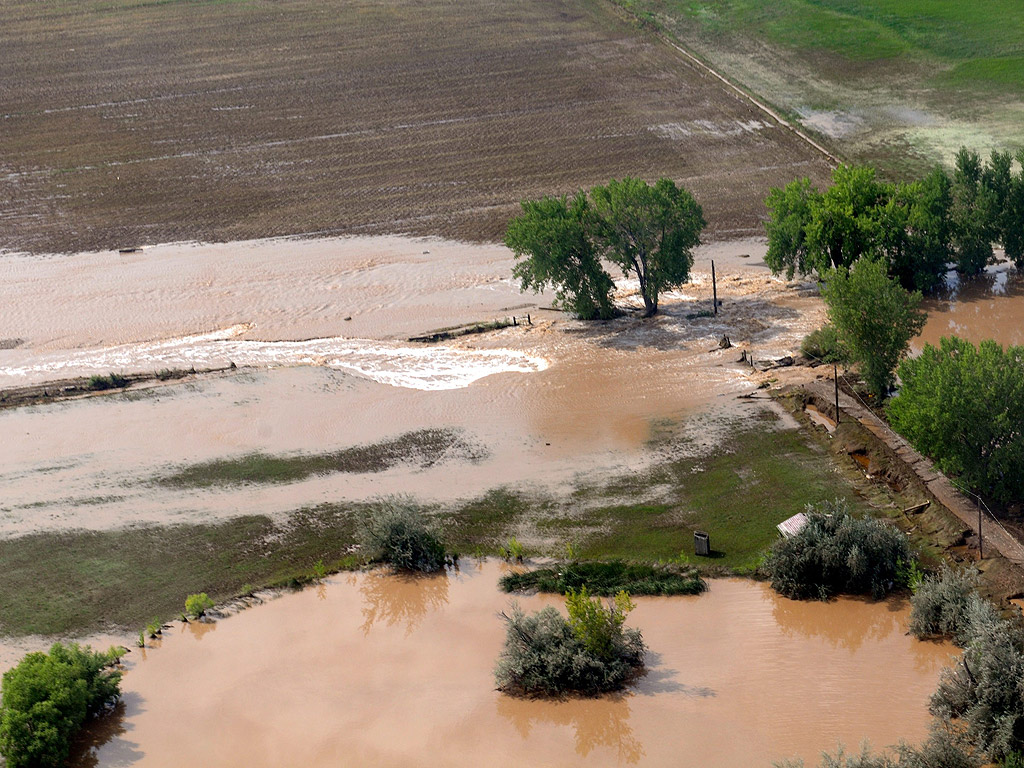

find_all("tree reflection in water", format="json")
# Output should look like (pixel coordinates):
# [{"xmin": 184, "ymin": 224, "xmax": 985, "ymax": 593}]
[
  {"xmin": 359, "ymin": 569, "xmax": 450, "ymax": 636},
  {"xmin": 496, "ymin": 694, "xmax": 645, "ymax": 764},
  {"xmin": 67, "ymin": 697, "xmax": 144, "ymax": 768}
]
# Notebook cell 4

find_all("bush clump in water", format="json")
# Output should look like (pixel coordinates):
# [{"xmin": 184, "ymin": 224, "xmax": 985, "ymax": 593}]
[
  {"xmin": 0, "ymin": 643, "xmax": 126, "ymax": 768},
  {"xmin": 495, "ymin": 587, "xmax": 644, "ymax": 697},
  {"xmin": 500, "ymin": 560, "xmax": 707, "ymax": 596},
  {"xmin": 909, "ymin": 567, "xmax": 997, "ymax": 647},
  {"xmin": 931, "ymin": 601, "xmax": 1024, "ymax": 761},
  {"xmin": 765, "ymin": 499, "xmax": 913, "ymax": 599},
  {"xmin": 774, "ymin": 728, "xmax": 979, "ymax": 768},
  {"xmin": 357, "ymin": 496, "xmax": 446, "ymax": 573}
]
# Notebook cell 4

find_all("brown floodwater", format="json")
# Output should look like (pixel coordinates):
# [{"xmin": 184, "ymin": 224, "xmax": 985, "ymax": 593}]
[
  {"xmin": 70, "ymin": 562, "xmax": 954, "ymax": 768},
  {"xmin": 0, "ymin": 236, "xmax": 823, "ymax": 536},
  {"xmin": 918, "ymin": 262, "xmax": 1024, "ymax": 350}
]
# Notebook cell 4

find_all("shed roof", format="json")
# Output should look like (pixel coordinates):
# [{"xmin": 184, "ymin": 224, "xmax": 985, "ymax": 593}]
[{"xmin": 777, "ymin": 512, "xmax": 809, "ymax": 538}]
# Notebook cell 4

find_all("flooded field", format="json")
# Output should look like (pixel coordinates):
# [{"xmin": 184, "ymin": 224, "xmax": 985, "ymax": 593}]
[
  {"xmin": 918, "ymin": 261, "xmax": 1024, "ymax": 350},
  {"xmin": 0, "ymin": 236, "xmax": 821, "ymax": 536},
  {"xmin": 70, "ymin": 562, "xmax": 954, "ymax": 768}
]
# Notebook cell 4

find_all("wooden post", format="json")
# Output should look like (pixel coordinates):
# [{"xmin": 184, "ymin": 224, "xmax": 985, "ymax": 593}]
[
  {"xmin": 711, "ymin": 260, "xmax": 718, "ymax": 315},
  {"xmin": 527, "ymin": 314, "xmax": 531, "ymax": 325},
  {"xmin": 513, "ymin": 316, "xmax": 517, "ymax": 326},
  {"xmin": 978, "ymin": 502, "xmax": 984, "ymax": 559},
  {"xmin": 834, "ymin": 364, "xmax": 840, "ymax": 425}
]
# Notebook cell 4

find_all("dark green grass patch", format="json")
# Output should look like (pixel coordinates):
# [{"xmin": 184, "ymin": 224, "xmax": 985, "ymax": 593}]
[
  {"xmin": 0, "ymin": 504, "xmax": 362, "ymax": 636},
  {"xmin": 500, "ymin": 561, "xmax": 707, "ymax": 596},
  {"xmin": 577, "ymin": 422, "xmax": 867, "ymax": 571},
  {"xmin": 157, "ymin": 428, "xmax": 485, "ymax": 488}
]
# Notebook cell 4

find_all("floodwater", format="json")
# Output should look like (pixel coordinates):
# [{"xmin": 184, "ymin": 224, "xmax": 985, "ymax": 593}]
[
  {"xmin": 918, "ymin": 261, "xmax": 1024, "ymax": 350},
  {"xmin": 0, "ymin": 236, "xmax": 823, "ymax": 535},
  {"xmin": 71, "ymin": 562, "xmax": 955, "ymax": 768}
]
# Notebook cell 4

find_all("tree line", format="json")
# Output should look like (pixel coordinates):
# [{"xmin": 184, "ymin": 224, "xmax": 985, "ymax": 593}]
[{"xmin": 766, "ymin": 148, "xmax": 1024, "ymax": 292}]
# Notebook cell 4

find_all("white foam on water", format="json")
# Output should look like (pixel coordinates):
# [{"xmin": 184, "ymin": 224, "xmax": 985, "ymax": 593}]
[{"xmin": 0, "ymin": 326, "xmax": 549, "ymax": 391}]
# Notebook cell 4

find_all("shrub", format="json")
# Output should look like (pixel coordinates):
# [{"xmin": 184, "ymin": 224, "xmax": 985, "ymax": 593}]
[
  {"xmin": 499, "ymin": 536, "xmax": 525, "ymax": 563},
  {"xmin": 357, "ymin": 496, "xmax": 446, "ymax": 572},
  {"xmin": 184, "ymin": 592, "xmax": 215, "ymax": 618},
  {"xmin": 499, "ymin": 561, "xmax": 707, "ymax": 596},
  {"xmin": 0, "ymin": 643, "xmax": 125, "ymax": 768},
  {"xmin": 774, "ymin": 728, "xmax": 978, "ymax": 767},
  {"xmin": 87, "ymin": 373, "xmax": 129, "ymax": 391},
  {"xmin": 909, "ymin": 568, "xmax": 996, "ymax": 646},
  {"xmin": 801, "ymin": 324, "xmax": 849, "ymax": 364},
  {"xmin": 765, "ymin": 499, "xmax": 913, "ymax": 599},
  {"xmin": 495, "ymin": 591, "xmax": 645, "ymax": 697},
  {"xmin": 931, "ymin": 611, "xmax": 1024, "ymax": 760},
  {"xmin": 821, "ymin": 257, "xmax": 926, "ymax": 398}
]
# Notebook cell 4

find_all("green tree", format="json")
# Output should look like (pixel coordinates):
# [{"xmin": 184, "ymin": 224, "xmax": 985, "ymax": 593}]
[
  {"xmin": 765, "ymin": 177, "xmax": 821, "ymax": 279},
  {"xmin": 821, "ymin": 257, "xmax": 926, "ymax": 398},
  {"xmin": 1000, "ymin": 149, "xmax": 1024, "ymax": 269},
  {"xmin": 889, "ymin": 337, "xmax": 1024, "ymax": 504},
  {"xmin": 0, "ymin": 643, "xmax": 124, "ymax": 768},
  {"xmin": 950, "ymin": 148, "xmax": 998, "ymax": 276},
  {"xmin": 806, "ymin": 164, "xmax": 889, "ymax": 273},
  {"xmin": 589, "ymin": 177, "xmax": 705, "ymax": 317},
  {"xmin": 505, "ymin": 192, "xmax": 615, "ymax": 320},
  {"xmin": 876, "ymin": 169, "xmax": 952, "ymax": 293}
]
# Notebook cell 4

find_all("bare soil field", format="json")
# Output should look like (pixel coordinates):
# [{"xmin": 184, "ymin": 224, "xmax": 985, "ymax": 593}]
[{"xmin": 0, "ymin": 0, "xmax": 832, "ymax": 254}]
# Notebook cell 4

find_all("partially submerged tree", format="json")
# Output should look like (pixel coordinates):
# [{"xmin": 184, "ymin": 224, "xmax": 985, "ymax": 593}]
[
  {"xmin": 589, "ymin": 177, "xmax": 705, "ymax": 317},
  {"xmin": 821, "ymin": 257, "xmax": 926, "ymax": 398},
  {"xmin": 506, "ymin": 178, "xmax": 705, "ymax": 318},
  {"xmin": 762, "ymin": 148, "xmax": 1024, "ymax": 292},
  {"xmin": 357, "ymin": 496, "xmax": 447, "ymax": 572},
  {"xmin": 505, "ymin": 192, "xmax": 616, "ymax": 320},
  {"xmin": 0, "ymin": 643, "xmax": 125, "ymax": 768}
]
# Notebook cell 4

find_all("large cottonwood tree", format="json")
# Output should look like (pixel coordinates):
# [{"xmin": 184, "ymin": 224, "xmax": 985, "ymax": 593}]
[{"xmin": 507, "ymin": 178, "xmax": 705, "ymax": 318}]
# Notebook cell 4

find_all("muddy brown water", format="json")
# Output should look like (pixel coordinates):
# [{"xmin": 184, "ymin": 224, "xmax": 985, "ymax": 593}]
[
  {"xmin": 69, "ymin": 562, "xmax": 954, "ymax": 768},
  {"xmin": 0, "ymin": 237, "xmax": 822, "ymax": 535},
  {"xmin": 918, "ymin": 262, "xmax": 1024, "ymax": 351}
]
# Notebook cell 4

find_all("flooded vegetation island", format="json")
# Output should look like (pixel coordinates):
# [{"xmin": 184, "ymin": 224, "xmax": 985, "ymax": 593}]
[{"xmin": 3, "ymin": 0, "xmax": 1024, "ymax": 766}]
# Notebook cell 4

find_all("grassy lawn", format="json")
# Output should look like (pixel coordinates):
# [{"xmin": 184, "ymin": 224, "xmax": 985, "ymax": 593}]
[{"xmin": 0, "ymin": 507, "xmax": 361, "ymax": 637}]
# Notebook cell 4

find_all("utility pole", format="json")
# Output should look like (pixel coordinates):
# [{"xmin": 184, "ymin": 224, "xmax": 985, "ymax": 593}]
[
  {"xmin": 834, "ymin": 364, "xmax": 840, "ymax": 424},
  {"xmin": 978, "ymin": 501, "xmax": 984, "ymax": 559},
  {"xmin": 711, "ymin": 260, "xmax": 718, "ymax": 315}
]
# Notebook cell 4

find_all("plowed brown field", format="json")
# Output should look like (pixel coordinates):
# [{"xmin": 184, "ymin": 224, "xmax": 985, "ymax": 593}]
[{"xmin": 0, "ymin": 0, "xmax": 832, "ymax": 253}]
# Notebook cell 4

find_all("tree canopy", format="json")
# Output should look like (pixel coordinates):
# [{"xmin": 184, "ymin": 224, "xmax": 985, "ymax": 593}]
[
  {"xmin": 764, "ymin": 148, "xmax": 1024, "ymax": 291},
  {"xmin": 0, "ymin": 643, "xmax": 125, "ymax": 768},
  {"xmin": 505, "ymin": 178, "xmax": 705, "ymax": 318},
  {"xmin": 888, "ymin": 337, "xmax": 1024, "ymax": 505},
  {"xmin": 589, "ymin": 177, "xmax": 705, "ymax": 317},
  {"xmin": 821, "ymin": 257, "xmax": 926, "ymax": 398},
  {"xmin": 505, "ymin": 192, "xmax": 615, "ymax": 320}
]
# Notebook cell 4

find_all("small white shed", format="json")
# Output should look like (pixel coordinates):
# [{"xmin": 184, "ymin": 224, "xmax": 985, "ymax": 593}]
[{"xmin": 777, "ymin": 512, "xmax": 809, "ymax": 539}]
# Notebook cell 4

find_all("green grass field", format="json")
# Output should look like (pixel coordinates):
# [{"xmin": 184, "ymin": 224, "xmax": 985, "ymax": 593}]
[{"xmin": 616, "ymin": 0, "xmax": 1024, "ymax": 172}]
